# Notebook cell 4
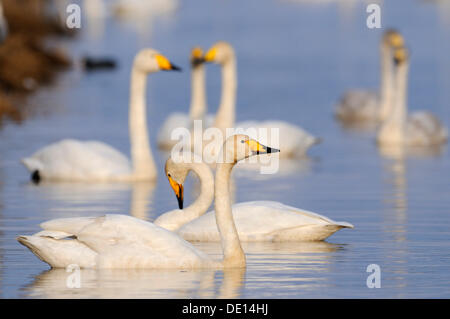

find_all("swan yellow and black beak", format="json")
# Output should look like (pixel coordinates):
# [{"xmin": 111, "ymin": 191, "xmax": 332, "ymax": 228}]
[
  {"xmin": 203, "ymin": 46, "xmax": 217, "ymax": 63},
  {"xmin": 168, "ymin": 175, "xmax": 184, "ymax": 209},
  {"xmin": 246, "ymin": 140, "xmax": 280, "ymax": 155},
  {"xmin": 156, "ymin": 54, "xmax": 182, "ymax": 71},
  {"xmin": 191, "ymin": 47, "xmax": 205, "ymax": 67},
  {"xmin": 393, "ymin": 47, "xmax": 408, "ymax": 66}
]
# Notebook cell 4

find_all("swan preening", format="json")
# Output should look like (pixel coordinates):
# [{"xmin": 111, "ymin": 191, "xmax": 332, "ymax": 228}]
[
  {"xmin": 21, "ymin": 49, "xmax": 181, "ymax": 182},
  {"xmin": 157, "ymin": 47, "xmax": 214, "ymax": 150},
  {"xmin": 376, "ymin": 47, "xmax": 448, "ymax": 147},
  {"xmin": 17, "ymin": 135, "xmax": 280, "ymax": 269},
  {"xmin": 335, "ymin": 29, "xmax": 405, "ymax": 124},
  {"xmin": 158, "ymin": 154, "xmax": 353, "ymax": 242}
]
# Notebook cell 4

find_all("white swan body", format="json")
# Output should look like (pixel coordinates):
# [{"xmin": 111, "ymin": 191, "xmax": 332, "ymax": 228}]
[
  {"xmin": 157, "ymin": 155, "xmax": 352, "ymax": 242},
  {"xmin": 22, "ymin": 49, "xmax": 181, "ymax": 182},
  {"xmin": 377, "ymin": 47, "xmax": 448, "ymax": 147},
  {"xmin": 203, "ymin": 41, "xmax": 319, "ymax": 158},
  {"xmin": 179, "ymin": 201, "xmax": 353, "ymax": 242},
  {"xmin": 22, "ymin": 139, "xmax": 132, "ymax": 182},
  {"xmin": 336, "ymin": 30, "xmax": 404, "ymax": 123},
  {"xmin": 18, "ymin": 135, "xmax": 276, "ymax": 269},
  {"xmin": 18, "ymin": 215, "xmax": 216, "ymax": 269},
  {"xmin": 158, "ymin": 48, "xmax": 214, "ymax": 150}
]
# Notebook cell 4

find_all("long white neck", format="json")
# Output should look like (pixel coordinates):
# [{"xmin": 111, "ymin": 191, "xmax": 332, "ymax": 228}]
[
  {"xmin": 391, "ymin": 61, "xmax": 408, "ymax": 128},
  {"xmin": 378, "ymin": 60, "xmax": 408, "ymax": 145},
  {"xmin": 215, "ymin": 162, "xmax": 245, "ymax": 268},
  {"xmin": 153, "ymin": 162, "xmax": 214, "ymax": 231},
  {"xmin": 189, "ymin": 63, "xmax": 207, "ymax": 121},
  {"xmin": 129, "ymin": 68, "xmax": 156, "ymax": 180},
  {"xmin": 379, "ymin": 41, "xmax": 394, "ymax": 120},
  {"xmin": 214, "ymin": 57, "xmax": 237, "ymax": 133}
]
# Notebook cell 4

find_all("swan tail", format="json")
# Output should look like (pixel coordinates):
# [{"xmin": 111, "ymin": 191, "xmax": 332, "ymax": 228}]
[
  {"xmin": 312, "ymin": 137, "xmax": 323, "ymax": 145},
  {"xmin": 17, "ymin": 235, "xmax": 55, "ymax": 267},
  {"xmin": 21, "ymin": 157, "xmax": 43, "ymax": 172},
  {"xmin": 17, "ymin": 234, "xmax": 97, "ymax": 268},
  {"xmin": 333, "ymin": 221, "xmax": 354, "ymax": 229}
]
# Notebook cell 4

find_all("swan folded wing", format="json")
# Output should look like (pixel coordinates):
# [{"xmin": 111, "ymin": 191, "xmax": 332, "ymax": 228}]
[
  {"xmin": 407, "ymin": 111, "xmax": 448, "ymax": 145},
  {"xmin": 236, "ymin": 121, "xmax": 316, "ymax": 156},
  {"xmin": 22, "ymin": 139, "xmax": 131, "ymax": 180},
  {"xmin": 179, "ymin": 201, "xmax": 353, "ymax": 241},
  {"xmin": 43, "ymin": 215, "xmax": 212, "ymax": 269},
  {"xmin": 336, "ymin": 90, "xmax": 379, "ymax": 121},
  {"xmin": 157, "ymin": 112, "xmax": 191, "ymax": 148}
]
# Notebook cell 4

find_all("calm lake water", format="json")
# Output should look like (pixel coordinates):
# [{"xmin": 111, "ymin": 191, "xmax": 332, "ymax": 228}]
[{"xmin": 1, "ymin": 0, "xmax": 449, "ymax": 298}]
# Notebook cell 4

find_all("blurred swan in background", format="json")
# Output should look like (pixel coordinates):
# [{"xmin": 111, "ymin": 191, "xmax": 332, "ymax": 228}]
[
  {"xmin": 157, "ymin": 153, "xmax": 353, "ymax": 242},
  {"xmin": 377, "ymin": 47, "xmax": 448, "ymax": 147},
  {"xmin": 112, "ymin": 0, "xmax": 178, "ymax": 40},
  {"xmin": 335, "ymin": 29, "xmax": 404, "ymax": 125},
  {"xmin": 17, "ymin": 135, "xmax": 274, "ymax": 269},
  {"xmin": 203, "ymin": 41, "xmax": 321, "ymax": 158},
  {"xmin": 157, "ymin": 47, "xmax": 214, "ymax": 150},
  {"xmin": 21, "ymin": 49, "xmax": 181, "ymax": 182},
  {"xmin": 113, "ymin": 0, "xmax": 178, "ymax": 17}
]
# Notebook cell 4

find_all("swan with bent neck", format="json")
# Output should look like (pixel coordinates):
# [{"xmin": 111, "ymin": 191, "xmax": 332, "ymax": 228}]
[
  {"xmin": 335, "ymin": 29, "xmax": 404, "ymax": 124},
  {"xmin": 157, "ymin": 47, "xmax": 214, "ymax": 150},
  {"xmin": 377, "ymin": 47, "xmax": 448, "ymax": 147},
  {"xmin": 17, "ymin": 134, "xmax": 276, "ymax": 269},
  {"xmin": 21, "ymin": 49, "xmax": 180, "ymax": 182},
  {"xmin": 157, "ymin": 155, "xmax": 354, "ymax": 242},
  {"xmin": 202, "ymin": 41, "xmax": 320, "ymax": 158}
]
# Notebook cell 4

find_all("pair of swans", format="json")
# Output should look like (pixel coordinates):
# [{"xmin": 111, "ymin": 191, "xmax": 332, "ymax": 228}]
[
  {"xmin": 336, "ymin": 29, "xmax": 404, "ymax": 124},
  {"xmin": 376, "ymin": 46, "xmax": 448, "ymax": 147},
  {"xmin": 18, "ymin": 135, "xmax": 353, "ymax": 269},
  {"xmin": 158, "ymin": 41, "xmax": 321, "ymax": 158},
  {"xmin": 22, "ymin": 49, "xmax": 181, "ymax": 182},
  {"xmin": 336, "ymin": 29, "xmax": 448, "ymax": 147}
]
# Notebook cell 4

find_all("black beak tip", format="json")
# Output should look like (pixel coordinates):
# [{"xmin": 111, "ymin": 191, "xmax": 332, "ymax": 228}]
[
  {"xmin": 177, "ymin": 196, "xmax": 183, "ymax": 210},
  {"xmin": 266, "ymin": 147, "xmax": 280, "ymax": 154},
  {"xmin": 171, "ymin": 64, "xmax": 182, "ymax": 72}
]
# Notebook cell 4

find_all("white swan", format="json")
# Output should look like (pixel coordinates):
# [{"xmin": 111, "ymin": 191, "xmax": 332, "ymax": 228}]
[
  {"xmin": 157, "ymin": 47, "xmax": 214, "ymax": 150},
  {"xmin": 158, "ymin": 156, "xmax": 353, "ymax": 242},
  {"xmin": 335, "ymin": 29, "xmax": 404, "ymax": 124},
  {"xmin": 203, "ymin": 41, "xmax": 320, "ymax": 158},
  {"xmin": 377, "ymin": 47, "xmax": 448, "ymax": 147},
  {"xmin": 17, "ymin": 134, "xmax": 277, "ymax": 269},
  {"xmin": 21, "ymin": 49, "xmax": 181, "ymax": 182}
]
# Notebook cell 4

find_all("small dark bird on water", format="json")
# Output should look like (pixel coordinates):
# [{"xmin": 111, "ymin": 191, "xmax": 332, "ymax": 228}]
[{"xmin": 82, "ymin": 56, "xmax": 117, "ymax": 71}]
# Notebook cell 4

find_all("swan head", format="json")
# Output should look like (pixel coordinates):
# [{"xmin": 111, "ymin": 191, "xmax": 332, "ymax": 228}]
[
  {"xmin": 383, "ymin": 29, "xmax": 404, "ymax": 49},
  {"xmin": 393, "ymin": 47, "xmax": 409, "ymax": 66},
  {"xmin": 190, "ymin": 47, "xmax": 205, "ymax": 67},
  {"xmin": 218, "ymin": 134, "xmax": 280, "ymax": 164},
  {"xmin": 204, "ymin": 41, "xmax": 235, "ymax": 65},
  {"xmin": 165, "ymin": 157, "xmax": 188, "ymax": 209},
  {"xmin": 133, "ymin": 49, "xmax": 181, "ymax": 73}
]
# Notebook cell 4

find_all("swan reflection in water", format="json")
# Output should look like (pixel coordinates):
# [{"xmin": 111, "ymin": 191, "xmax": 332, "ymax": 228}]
[
  {"xmin": 24, "ymin": 181, "xmax": 156, "ymax": 221},
  {"xmin": 20, "ymin": 241, "xmax": 343, "ymax": 298}
]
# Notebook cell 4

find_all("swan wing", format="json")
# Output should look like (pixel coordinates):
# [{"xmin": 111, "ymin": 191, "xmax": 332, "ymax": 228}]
[
  {"xmin": 157, "ymin": 112, "xmax": 191, "ymax": 149},
  {"xmin": 40, "ymin": 215, "xmax": 213, "ymax": 269},
  {"xmin": 335, "ymin": 90, "xmax": 379, "ymax": 122},
  {"xmin": 179, "ymin": 201, "xmax": 353, "ymax": 242},
  {"xmin": 21, "ymin": 139, "xmax": 132, "ymax": 181},
  {"xmin": 406, "ymin": 111, "xmax": 448, "ymax": 146},
  {"xmin": 236, "ymin": 120, "xmax": 319, "ymax": 157}
]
